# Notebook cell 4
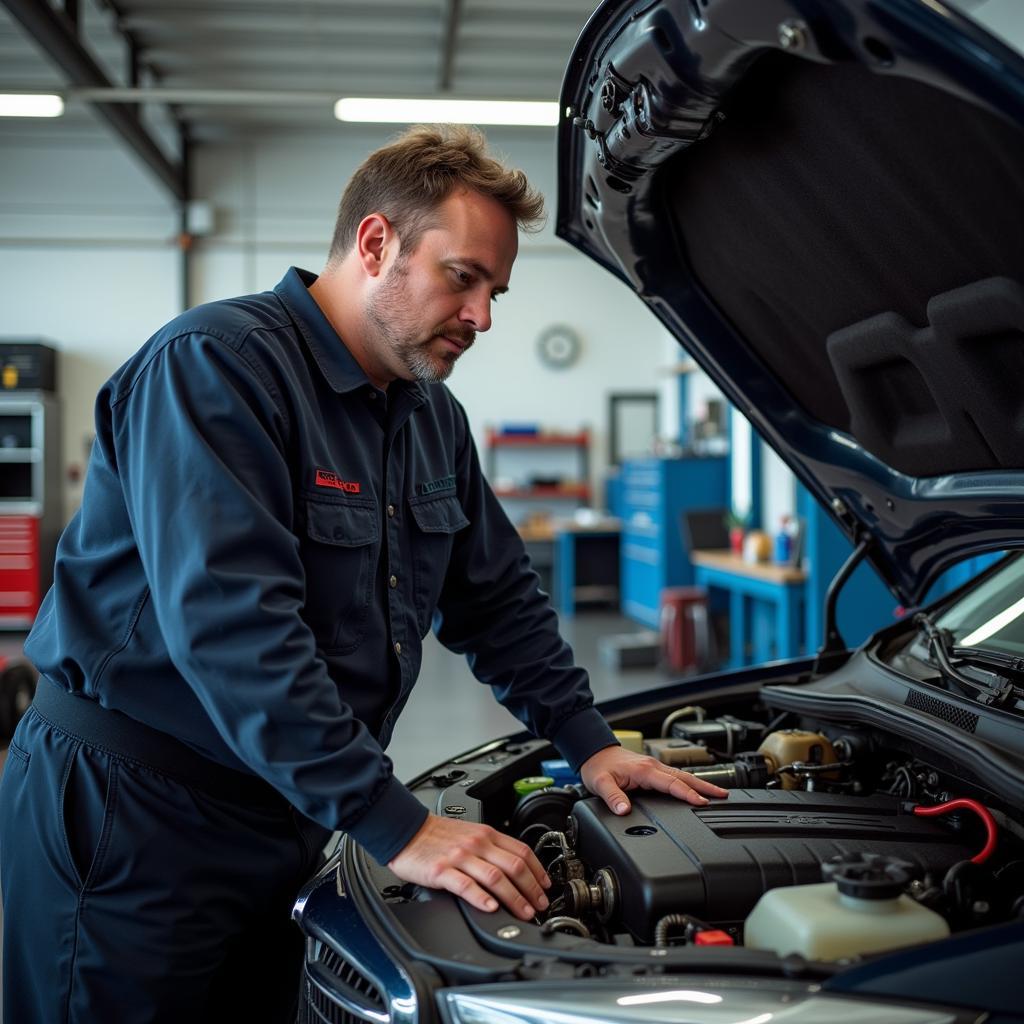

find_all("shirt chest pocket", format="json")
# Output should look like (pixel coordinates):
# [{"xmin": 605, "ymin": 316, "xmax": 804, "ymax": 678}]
[
  {"xmin": 408, "ymin": 492, "xmax": 470, "ymax": 636},
  {"xmin": 299, "ymin": 497, "xmax": 379, "ymax": 653}
]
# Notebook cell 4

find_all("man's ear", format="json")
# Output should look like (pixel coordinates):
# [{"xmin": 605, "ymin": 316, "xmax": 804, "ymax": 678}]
[{"xmin": 355, "ymin": 213, "xmax": 394, "ymax": 278}]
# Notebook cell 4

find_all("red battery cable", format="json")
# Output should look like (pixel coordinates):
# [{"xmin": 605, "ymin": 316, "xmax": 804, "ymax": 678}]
[{"xmin": 912, "ymin": 798, "xmax": 997, "ymax": 864}]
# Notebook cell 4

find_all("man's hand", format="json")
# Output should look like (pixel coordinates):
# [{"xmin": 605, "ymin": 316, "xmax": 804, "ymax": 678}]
[
  {"xmin": 388, "ymin": 814, "xmax": 551, "ymax": 921},
  {"xmin": 581, "ymin": 745, "xmax": 729, "ymax": 814}
]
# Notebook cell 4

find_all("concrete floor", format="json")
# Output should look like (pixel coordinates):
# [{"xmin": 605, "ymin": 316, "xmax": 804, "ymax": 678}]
[{"xmin": 389, "ymin": 610, "xmax": 664, "ymax": 780}]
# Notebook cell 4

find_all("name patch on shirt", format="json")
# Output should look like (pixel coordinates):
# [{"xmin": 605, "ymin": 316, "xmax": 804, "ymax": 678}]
[
  {"xmin": 419, "ymin": 474, "xmax": 456, "ymax": 496},
  {"xmin": 315, "ymin": 469, "xmax": 361, "ymax": 494}
]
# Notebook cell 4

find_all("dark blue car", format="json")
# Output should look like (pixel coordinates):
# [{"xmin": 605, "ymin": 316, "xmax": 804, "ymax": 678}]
[{"xmin": 294, "ymin": 2, "xmax": 1024, "ymax": 1021}]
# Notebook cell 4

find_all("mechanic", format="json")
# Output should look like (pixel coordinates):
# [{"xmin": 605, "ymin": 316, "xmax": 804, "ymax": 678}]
[{"xmin": 0, "ymin": 124, "xmax": 728, "ymax": 1023}]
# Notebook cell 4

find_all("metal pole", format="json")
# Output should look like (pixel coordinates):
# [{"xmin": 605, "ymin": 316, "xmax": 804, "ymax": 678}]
[{"xmin": 178, "ymin": 131, "xmax": 192, "ymax": 312}]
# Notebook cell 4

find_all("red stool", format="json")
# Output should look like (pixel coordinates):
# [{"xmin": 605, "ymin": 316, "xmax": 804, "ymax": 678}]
[{"xmin": 659, "ymin": 586, "xmax": 711, "ymax": 673}]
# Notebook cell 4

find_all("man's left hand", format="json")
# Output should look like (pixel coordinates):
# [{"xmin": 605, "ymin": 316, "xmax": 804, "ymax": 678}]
[{"xmin": 580, "ymin": 745, "xmax": 729, "ymax": 815}]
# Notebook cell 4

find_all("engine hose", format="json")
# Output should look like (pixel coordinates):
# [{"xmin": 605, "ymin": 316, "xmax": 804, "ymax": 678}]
[
  {"xmin": 653, "ymin": 912, "xmax": 709, "ymax": 947},
  {"xmin": 912, "ymin": 798, "xmax": 998, "ymax": 864},
  {"xmin": 541, "ymin": 916, "xmax": 591, "ymax": 938},
  {"xmin": 533, "ymin": 830, "xmax": 572, "ymax": 858},
  {"xmin": 654, "ymin": 914, "xmax": 690, "ymax": 947},
  {"xmin": 660, "ymin": 705, "xmax": 705, "ymax": 737}
]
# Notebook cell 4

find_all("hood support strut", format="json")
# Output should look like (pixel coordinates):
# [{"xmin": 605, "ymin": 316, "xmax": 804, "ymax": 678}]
[{"xmin": 812, "ymin": 534, "xmax": 873, "ymax": 676}]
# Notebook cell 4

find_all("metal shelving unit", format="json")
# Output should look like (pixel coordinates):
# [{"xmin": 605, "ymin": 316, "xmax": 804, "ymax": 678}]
[
  {"xmin": 484, "ymin": 429, "xmax": 591, "ymax": 504},
  {"xmin": 484, "ymin": 428, "xmax": 592, "ymax": 596},
  {"xmin": 0, "ymin": 392, "xmax": 61, "ymax": 628}
]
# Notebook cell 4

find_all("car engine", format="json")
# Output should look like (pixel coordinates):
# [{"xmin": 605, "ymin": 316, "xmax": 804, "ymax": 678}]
[
  {"xmin": 568, "ymin": 789, "xmax": 974, "ymax": 943},
  {"xmin": 496, "ymin": 701, "xmax": 1024, "ymax": 955}
]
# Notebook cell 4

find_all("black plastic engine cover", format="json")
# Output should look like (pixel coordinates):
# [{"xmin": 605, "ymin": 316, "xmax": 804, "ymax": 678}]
[{"xmin": 571, "ymin": 790, "xmax": 974, "ymax": 943}]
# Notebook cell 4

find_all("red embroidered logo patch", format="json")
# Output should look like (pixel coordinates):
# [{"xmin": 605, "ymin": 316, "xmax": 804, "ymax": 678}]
[{"xmin": 315, "ymin": 469, "xmax": 361, "ymax": 494}]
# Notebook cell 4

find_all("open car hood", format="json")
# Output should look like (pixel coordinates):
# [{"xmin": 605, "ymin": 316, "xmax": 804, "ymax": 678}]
[{"xmin": 556, "ymin": 0, "xmax": 1024, "ymax": 606}]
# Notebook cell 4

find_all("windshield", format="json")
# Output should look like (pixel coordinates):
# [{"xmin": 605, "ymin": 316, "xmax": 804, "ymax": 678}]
[{"xmin": 930, "ymin": 553, "xmax": 1024, "ymax": 657}]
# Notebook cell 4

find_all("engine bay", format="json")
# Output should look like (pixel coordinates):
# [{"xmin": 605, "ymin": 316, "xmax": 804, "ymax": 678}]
[{"xmin": 387, "ymin": 651, "xmax": 1024, "ymax": 967}]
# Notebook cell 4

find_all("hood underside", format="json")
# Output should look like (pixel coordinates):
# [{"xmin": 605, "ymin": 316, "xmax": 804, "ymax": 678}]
[{"xmin": 556, "ymin": 0, "xmax": 1024, "ymax": 605}]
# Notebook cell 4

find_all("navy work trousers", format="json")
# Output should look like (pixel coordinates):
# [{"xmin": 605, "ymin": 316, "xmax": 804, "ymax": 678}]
[{"xmin": 0, "ymin": 698, "xmax": 331, "ymax": 1023}]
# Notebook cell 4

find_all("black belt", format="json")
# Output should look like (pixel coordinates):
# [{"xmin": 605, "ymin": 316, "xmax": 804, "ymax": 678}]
[{"xmin": 31, "ymin": 676, "xmax": 288, "ymax": 806}]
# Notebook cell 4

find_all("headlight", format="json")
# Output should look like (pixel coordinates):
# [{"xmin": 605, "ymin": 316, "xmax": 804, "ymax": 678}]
[{"xmin": 439, "ymin": 980, "xmax": 963, "ymax": 1024}]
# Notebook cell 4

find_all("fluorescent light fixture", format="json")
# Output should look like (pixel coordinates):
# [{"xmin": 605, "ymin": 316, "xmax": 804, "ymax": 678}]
[
  {"xmin": 960, "ymin": 594, "xmax": 1024, "ymax": 647},
  {"xmin": 335, "ymin": 97, "xmax": 558, "ymax": 126},
  {"xmin": 0, "ymin": 93, "xmax": 64, "ymax": 118}
]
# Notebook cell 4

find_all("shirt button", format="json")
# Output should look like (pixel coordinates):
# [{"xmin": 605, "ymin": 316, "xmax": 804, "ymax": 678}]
[
  {"xmin": 387, "ymin": 504, "xmax": 396, "ymax": 518},
  {"xmin": 394, "ymin": 641, "xmax": 402, "ymax": 656},
  {"xmin": 367, "ymin": 390, "xmax": 376, "ymax": 400},
  {"xmin": 389, "ymin": 575, "xmax": 398, "ymax": 589}
]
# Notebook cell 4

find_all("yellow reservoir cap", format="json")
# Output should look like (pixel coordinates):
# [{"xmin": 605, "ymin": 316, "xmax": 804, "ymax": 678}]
[{"xmin": 613, "ymin": 729, "xmax": 644, "ymax": 754}]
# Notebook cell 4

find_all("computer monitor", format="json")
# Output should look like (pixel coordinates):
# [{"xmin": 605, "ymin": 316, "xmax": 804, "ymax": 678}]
[{"xmin": 680, "ymin": 507, "xmax": 729, "ymax": 552}]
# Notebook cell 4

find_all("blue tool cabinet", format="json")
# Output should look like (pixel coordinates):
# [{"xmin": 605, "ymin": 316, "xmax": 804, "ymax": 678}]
[{"xmin": 619, "ymin": 456, "xmax": 728, "ymax": 628}]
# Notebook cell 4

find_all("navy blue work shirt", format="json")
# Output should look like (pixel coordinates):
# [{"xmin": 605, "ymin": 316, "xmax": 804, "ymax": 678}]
[{"xmin": 25, "ymin": 267, "xmax": 617, "ymax": 864}]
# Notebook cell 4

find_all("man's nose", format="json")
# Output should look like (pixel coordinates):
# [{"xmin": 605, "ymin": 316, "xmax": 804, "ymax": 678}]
[{"xmin": 460, "ymin": 292, "xmax": 492, "ymax": 333}]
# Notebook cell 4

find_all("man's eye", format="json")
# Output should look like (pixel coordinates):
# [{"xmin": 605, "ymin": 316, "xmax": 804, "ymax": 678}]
[
  {"xmin": 490, "ymin": 292, "xmax": 502, "ymax": 303},
  {"xmin": 452, "ymin": 269, "xmax": 471, "ymax": 286}
]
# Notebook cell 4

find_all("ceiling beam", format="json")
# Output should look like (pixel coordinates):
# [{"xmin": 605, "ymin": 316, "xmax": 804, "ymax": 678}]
[
  {"xmin": 2, "ymin": 0, "xmax": 186, "ymax": 201},
  {"xmin": 438, "ymin": 0, "xmax": 462, "ymax": 92},
  {"xmin": 65, "ymin": 86, "xmax": 340, "ymax": 105},
  {"xmin": 126, "ymin": 35, "xmax": 139, "ymax": 87}
]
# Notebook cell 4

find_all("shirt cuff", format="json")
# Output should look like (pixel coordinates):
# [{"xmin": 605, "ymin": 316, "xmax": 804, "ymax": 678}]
[
  {"xmin": 345, "ymin": 774, "xmax": 430, "ymax": 865},
  {"xmin": 551, "ymin": 706, "xmax": 619, "ymax": 772}
]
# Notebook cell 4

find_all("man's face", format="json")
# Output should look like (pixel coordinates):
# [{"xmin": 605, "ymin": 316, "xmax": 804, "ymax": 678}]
[{"xmin": 364, "ymin": 188, "xmax": 518, "ymax": 384}]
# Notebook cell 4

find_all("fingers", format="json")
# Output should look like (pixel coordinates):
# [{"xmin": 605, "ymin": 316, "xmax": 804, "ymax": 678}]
[
  {"xmin": 434, "ymin": 841, "xmax": 549, "ymax": 921},
  {"xmin": 588, "ymin": 769, "xmax": 633, "ymax": 815},
  {"xmin": 493, "ymin": 831, "xmax": 552, "ymax": 891},
  {"xmin": 648, "ymin": 763, "xmax": 729, "ymax": 805},
  {"xmin": 677, "ymin": 770, "xmax": 729, "ymax": 799},
  {"xmin": 389, "ymin": 816, "xmax": 551, "ymax": 920},
  {"xmin": 459, "ymin": 854, "xmax": 547, "ymax": 921},
  {"xmin": 581, "ymin": 748, "xmax": 730, "ymax": 815},
  {"xmin": 432, "ymin": 864, "xmax": 501, "ymax": 915},
  {"xmin": 476, "ymin": 839, "xmax": 550, "ymax": 916},
  {"xmin": 449, "ymin": 833, "xmax": 548, "ymax": 919}
]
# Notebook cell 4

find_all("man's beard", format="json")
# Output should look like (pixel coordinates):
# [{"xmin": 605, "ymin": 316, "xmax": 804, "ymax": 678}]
[{"xmin": 365, "ymin": 258, "xmax": 475, "ymax": 383}]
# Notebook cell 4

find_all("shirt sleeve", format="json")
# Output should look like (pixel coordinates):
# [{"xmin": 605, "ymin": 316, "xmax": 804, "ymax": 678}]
[
  {"xmin": 433, "ymin": 399, "xmax": 618, "ymax": 771},
  {"xmin": 113, "ymin": 329, "xmax": 426, "ymax": 864}
]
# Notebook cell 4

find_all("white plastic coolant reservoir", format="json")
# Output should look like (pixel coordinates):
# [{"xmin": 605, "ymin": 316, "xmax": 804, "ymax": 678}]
[{"xmin": 744, "ymin": 853, "xmax": 950, "ymax": 961}]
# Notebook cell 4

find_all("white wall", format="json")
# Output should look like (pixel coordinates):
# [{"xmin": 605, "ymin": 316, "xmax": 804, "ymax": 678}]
[
  {"xmin": 0, "ymin": 121, "xmax": 182, "ymax": 518},
  {"xmin": 761, "ymin": 444, "xmax": 796, "ymax": 537}
]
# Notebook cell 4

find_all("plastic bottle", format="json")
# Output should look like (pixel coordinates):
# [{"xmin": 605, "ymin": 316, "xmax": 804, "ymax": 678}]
[
  {"xmin": 773, "ymin": 516, "xmax": 792, "ymax": 564},
  {"xmin": 744, "ymin": 853, "xmax": 949, "ymax": 960}
]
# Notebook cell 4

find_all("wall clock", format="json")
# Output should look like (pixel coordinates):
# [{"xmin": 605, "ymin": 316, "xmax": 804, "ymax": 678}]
[{"xmin": 536, "ymin": 324, "xmax": 581, "ymax": 369}]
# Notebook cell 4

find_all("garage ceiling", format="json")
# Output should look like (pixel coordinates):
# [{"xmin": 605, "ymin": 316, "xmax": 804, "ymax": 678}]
[
  {"xmin": 1, "ymin": 0, "xmax": 597, "ymax": 142},
  {"xmin": 1, "ymin": 0, "xmax": 1013, "ymax": 203}
]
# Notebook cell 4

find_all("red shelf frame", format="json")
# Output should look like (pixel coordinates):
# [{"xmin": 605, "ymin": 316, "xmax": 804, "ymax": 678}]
[
  {"xmin": 485, "ymin": 427, "xmax": 592, "ymax": 510},
  {"xmin": 485, "ymin": 429, "xmax": 589, "ymax": 448},
  {"xmin": 492, "ymin": 484, "xmax": 591, "ymax": 500}
]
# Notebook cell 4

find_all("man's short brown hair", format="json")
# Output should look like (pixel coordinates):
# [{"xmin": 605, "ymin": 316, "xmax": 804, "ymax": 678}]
[{"xmin": 328, "ymin": 124, "xmax": 545, "ymax": 262}]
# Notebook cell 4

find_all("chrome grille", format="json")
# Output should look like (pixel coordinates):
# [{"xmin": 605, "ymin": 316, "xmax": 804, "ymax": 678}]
[{"xmin": 301, "ymin": 940, "xmax": 388, "ymax": 1024}]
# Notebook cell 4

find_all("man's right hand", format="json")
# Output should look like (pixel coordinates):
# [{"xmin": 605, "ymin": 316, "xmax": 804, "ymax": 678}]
[{"xmin": 387, "ymin": 814, "xmax": 551, "ymax": 920}]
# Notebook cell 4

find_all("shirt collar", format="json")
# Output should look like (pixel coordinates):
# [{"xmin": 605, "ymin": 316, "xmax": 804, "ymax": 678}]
[{"xmin": 272, "ymin": 266, "xmax": 426, "ymax": 406}]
